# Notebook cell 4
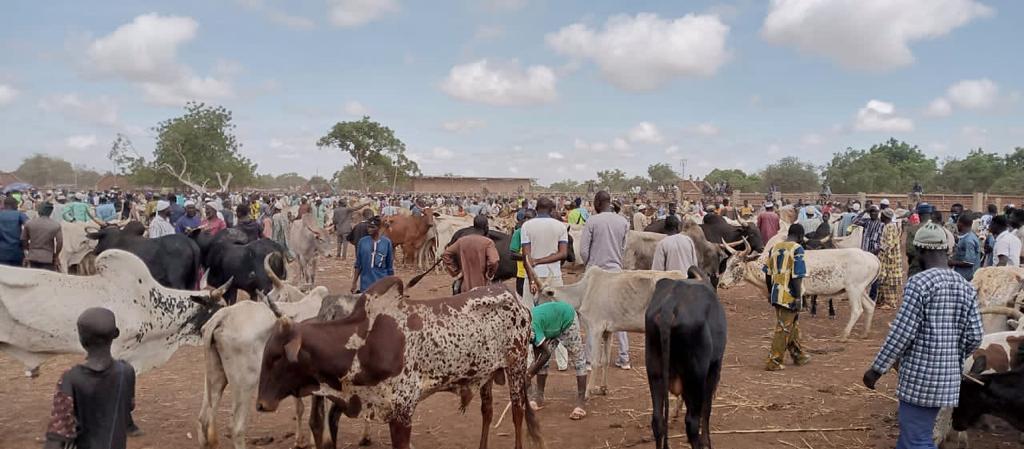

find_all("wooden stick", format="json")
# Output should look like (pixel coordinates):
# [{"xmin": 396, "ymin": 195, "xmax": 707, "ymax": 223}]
[
  {"xmin": 493, "ymin": 401, "xmax": 513, "ymax": 429},
  {"xmin": 692, "ymin": 426, "xmax": 868, "ymax": 436},
  {"xmin": 853, "ymin": 383, "xmax": 898, "ymax": 402},
  {"xmin": 777, "ymin": 440, "xmax": 803, "ymax": 449}
]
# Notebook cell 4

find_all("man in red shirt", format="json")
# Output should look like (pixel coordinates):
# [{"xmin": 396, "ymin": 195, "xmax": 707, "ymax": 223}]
[
  {"xmin": 442, "ymin": 215, "xmax": 499, "ymax": 293},
  {"xmin": 757, "ymin": 201, "xmax": 781, "ymax": 242}
]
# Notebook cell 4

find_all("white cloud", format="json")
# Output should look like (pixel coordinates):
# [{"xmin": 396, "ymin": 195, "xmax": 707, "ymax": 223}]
[
  {"xmin": 39, "ymin": 94, "xmax": 119, "ymax": 126},
  {"xmin": 547, "ymin": 13, "xmax": 730, "ymax": 91},
  {"xmin": 801, "ymin": 133, "xmax": 824, "ymax": 146},
  {"xmin": 762, "ymin": 0, "xmax": 993, "ymax": 70},
  {"xmin": 547, "ymin": 152, "xmax": 565, "ymax": 160},
  {"xmin": 612, "ymin": 138, "xmax": 630, "ymax": 151},
  {"xmin": 574, "ymin": 138, "xmax": 611, "ymax": 152},
  {"xmin": 441, "ymin": 118, "xmax": 486, "ymax": 132},
  {"xmin": 235, "ymin": 0, "xmax": 315, "ymax": 29},
  {"xmin": 947, "ymin": 78, "xmax": 999, "ymax": 110},
  {"xmin": 431, "ymin": 147, "xmax": 454, "ymax": 160},
  {"xmin": 441, "ymin": 59, "xmax": 557, "ymax": 106},
  {"xmin": 627, "ymin": 122, "xmax": 664, "ymax": 144},
  {"xmin": 854, "ymin": 99, "xmax": 914, "ymax": 132},
  {"xmin": 0, "ymin": 84, "xmax": 19, "ymax": 106},
  {"xmin": 692, "ymin": 122, "xmax": 720, "ymax": 136},
  {"xmin": 65, "ymin": 134, "xmax": 98, "ymax": 150},
  {"xmin": 327, "ymin": 0, "xmax": 399, "ymax": 27},
  {"xmin": 344, "ymin": 100, "xmax": 369, "ymax": 116},
  {"xmin": 85, "ymin": 13, "xmax": 233, "ymax": 106},
  {"xmin": 924, "ymin": 97, "xmax": 953, "ymax": 117}
]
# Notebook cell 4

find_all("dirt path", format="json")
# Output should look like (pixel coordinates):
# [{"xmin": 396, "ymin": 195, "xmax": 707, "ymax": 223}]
[{"xmin": 1, "ymin": 257, "xmax": 1016, "ymax": 448}]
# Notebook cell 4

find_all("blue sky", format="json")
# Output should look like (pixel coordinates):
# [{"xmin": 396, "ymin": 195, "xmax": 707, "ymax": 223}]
[{"xmin": 1, "ymin": 0, "xmax": 1021, "ymax": 185}]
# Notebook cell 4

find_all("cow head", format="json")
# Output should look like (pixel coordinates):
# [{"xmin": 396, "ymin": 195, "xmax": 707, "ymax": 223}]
[
  {"xmin": 86, "ymin": 226, "xmax": 125, "ymax": 254},
  {"xmin": 718, "ymin": 242, "xmax": 760, "ymax": 289},
  {"xmin": 256, "ymin": 318, "xmax": 321, "ymax": 412},
  {"xmin": 952, "ymin": 368, "xmax": 1024, "ymax": 431}
]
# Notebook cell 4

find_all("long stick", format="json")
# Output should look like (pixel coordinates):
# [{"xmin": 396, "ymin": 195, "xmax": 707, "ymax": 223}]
[
  {"xmin": 407, "ymin": 258, "xmax": 444, "ymax": 289},
  {"xmin": 702, "ymin": 426, "xmax": 869, "ymax": 435},
  {"xmin": 493, "ymin": 401, "xmax": 513, "ymax": 429}
]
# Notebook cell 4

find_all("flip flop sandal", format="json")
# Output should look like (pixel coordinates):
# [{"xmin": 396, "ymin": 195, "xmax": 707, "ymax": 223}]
[{"xmin": 570, "ymin": 407, "xmax": 587, "ymax": 420}]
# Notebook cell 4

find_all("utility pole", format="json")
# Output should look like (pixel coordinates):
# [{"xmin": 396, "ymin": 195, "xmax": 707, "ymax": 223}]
[{"xmin": 678, "ymin": 158, "xmax": 687, "ymax": 180}]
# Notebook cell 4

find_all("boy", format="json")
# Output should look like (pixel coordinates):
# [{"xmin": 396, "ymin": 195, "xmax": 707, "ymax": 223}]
[
  {"xmin": 45, "ymin": 308, "xmax": 136, "ymax": 449},
  {"xmin": 528, "ymin": 300, "xmax": 589, "ymax": 420}
]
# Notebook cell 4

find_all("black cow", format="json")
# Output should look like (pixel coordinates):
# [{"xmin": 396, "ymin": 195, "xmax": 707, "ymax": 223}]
[
  {"xmin": 645, "ymin": 271, "xmax": 727, "ymax": 449},
  {"xmin": 953, "ymin": 368, "xmax": 1024, "ymax": 434},
  {"xmin": 446, "ymin": 228, "xmax": 516, "ymax": 282},
  {"xmin": 87, "ymin": 225, "xmax": 201, "ymax": 290},
  {"xmin": 191, "ymin": 230, "xmax": 289, "ymax": 304},
  {"xmin": 646, "ymin": 216, "xmax": 764, "ymax": 252}
]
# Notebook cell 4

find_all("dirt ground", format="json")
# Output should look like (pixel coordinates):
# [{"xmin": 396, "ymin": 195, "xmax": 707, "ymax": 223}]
[{"xmin": 1, "ymin": 256, "xmax": 1019, "ymax": 449}]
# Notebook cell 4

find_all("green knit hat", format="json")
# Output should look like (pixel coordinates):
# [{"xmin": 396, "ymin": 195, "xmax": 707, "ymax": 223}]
[{"xmin": 913, "ymin": 222, "xmax": 949, "ymax": 250}]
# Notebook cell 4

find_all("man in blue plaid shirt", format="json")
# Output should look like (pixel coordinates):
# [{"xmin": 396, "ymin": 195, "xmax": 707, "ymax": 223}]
[{"xmin": 863, "ymin": 222, "xmax": 983, "ymax": 449}]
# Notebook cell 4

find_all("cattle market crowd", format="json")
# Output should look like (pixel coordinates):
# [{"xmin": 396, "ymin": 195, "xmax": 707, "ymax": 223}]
[{"xmin": 1, "ymin": 183, "xmax": 1022, "ymax": 449}]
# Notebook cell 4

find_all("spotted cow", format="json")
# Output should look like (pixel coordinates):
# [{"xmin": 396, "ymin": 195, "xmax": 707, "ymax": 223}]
[{"xmin": 256, "ymin": 278, "xmax": 544, "ymax": 449}]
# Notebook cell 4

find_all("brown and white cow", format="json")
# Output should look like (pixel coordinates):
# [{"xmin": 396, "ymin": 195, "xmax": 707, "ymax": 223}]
[
  {"xmin": 383, "ymin": 209, "xmax": 435, "ymax": 266},
  {"xmin": 256, "ymin": 278, "xmax": 544, "ymax": 449}
]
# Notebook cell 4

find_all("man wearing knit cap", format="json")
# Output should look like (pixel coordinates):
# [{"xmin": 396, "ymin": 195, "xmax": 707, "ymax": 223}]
[
  {"xmin": 863, "ymin": 221, "xmax": 983, "ymax": 449},
  {"xmin": 149, "ymin": 200, "xmax": 175, "ymax": 238}
]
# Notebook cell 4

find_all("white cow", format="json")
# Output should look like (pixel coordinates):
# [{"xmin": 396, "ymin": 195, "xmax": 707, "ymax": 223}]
[
  {"xmin": 288, "ymin": 216, "xmax": 326, "ymax": 289},
  {"xmin": 0, "ymin": 250, "xmax": 229, "ymax": 376},
  {"xmin": 59, "ymin": 221, "xmax": 100, "ymax": 274},
  {"xmin": 971, "ymin": 266, "xmax": 1024, "ymax": 333},
  {"xmin": 718, "ymin": 246, "xmax": 880, "ymax": 340},
  {"xmin": 536, "ymin": 266, "xmax": 688, "ymax": 394}
]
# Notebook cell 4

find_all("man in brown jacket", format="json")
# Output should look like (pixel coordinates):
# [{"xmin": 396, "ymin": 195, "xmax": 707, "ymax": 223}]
[{"xmin": 443, "ymin": 214, "xmax": 499, "ymax": 293}]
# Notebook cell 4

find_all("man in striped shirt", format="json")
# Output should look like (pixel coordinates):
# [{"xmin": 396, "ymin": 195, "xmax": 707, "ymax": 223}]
[{"xmin": 863, "ymin": 222, "xmax": 983, "ymax": 449}]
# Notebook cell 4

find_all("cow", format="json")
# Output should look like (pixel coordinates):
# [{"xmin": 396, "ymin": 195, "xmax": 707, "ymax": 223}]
[
  {"xmin": 718, "ymin": 245, "xmax": 880, "ymax": 341},
  {"xmin": 59, "ymin": 221, "xmax": 99, "ymax": 274},
  {"xmin": 645, "ymin": 271, "xmax": 727, "ymax": 449},
  {"xmin": 86, "ymin": 224, "xmax": 203, "ymax": 290},
  {"xmin": 536, "ymin": 266, "xmax": 688, "ymax": 395},
  {"xmin": 191, "ymin": 231, "xmax": 291, "ymax": 304},
  {"xmin": 197, "ymin": 274, "xmax": 360, "ymax": 449},
  {"xmin": 289, "ymin": 215, "xmax": 327, "ymax": 289},
  {"xmin": 255, "ymin": 278, "xmax": 544, "ymax": 449},
  {"xmin": 443, "ymin": 227, "xmax": 516, "ymax": 294},
  {"xmin": 0, "ymin": 249, "xmax": 230, "ymax": 377},
  {"xmin": 614, "ymin": 227, "xmax": 730, "ymax": 287},
  {"xmin": 971, "ymin": 267, "xmax": 1024, "ymax": 333},
  {"xmin": 645, "ymin": 215, "xmax": 764, "ymax": 253},
  {"xmin": 383, "ymin": 209, "xmax": 435, "ymax": 266}
]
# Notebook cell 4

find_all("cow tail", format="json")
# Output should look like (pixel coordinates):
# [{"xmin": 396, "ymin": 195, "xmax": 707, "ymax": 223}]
[
  {"xmin": 658, "ymin": 312, "xmax": 673, "ymax": 431},
  {"xmin": 523, "ymin": 381, "xmax": 546, "ymax": 449}
]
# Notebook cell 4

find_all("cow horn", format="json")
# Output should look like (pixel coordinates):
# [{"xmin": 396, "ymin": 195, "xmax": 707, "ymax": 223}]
[
  {"xmin": 259, "ymin": 290, "xmax": 284, "ymax": 319},
  {"xmin": 722, "ymin": 238, "xmax": 746, "ymax": 249},
  {"xmin": 264, "ymin": 253, "xmax": 285, "ymax": 291},
  {"xmin": 720, "ymin": 238, "xmax": 738, "ymax": 255},
  {"xmin": 210, "ymin": 276, "xmax": 233, "ymax": 301},
  {"xmin": 962, "ymin": 373, "xmax": 986, "ymax": 386},
  {"xmin": 980, "ymin": 306, "xmax": 1024, "ymax": 320}
]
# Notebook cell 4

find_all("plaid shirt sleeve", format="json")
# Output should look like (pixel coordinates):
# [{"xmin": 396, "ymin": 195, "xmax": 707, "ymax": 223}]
[
  {"xmin": 959, "ymin": 293, "xmax": 984, "ymax": 361},
  {"xmin": 872, "ymin": 278, "xmax": 925, "ymax": 374}
]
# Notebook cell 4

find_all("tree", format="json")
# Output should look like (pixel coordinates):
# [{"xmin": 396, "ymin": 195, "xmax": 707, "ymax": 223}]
[
  {"xmin": 760, "ymin": 157, "xmax": 820, "ymax": 192},
  {"xmin": 15, "ymin": 154, "xmax": 75, "ymax": 186},
  {"xmin": 646, "ymin": 163, "xmax": 680, "ymax": 189},
  {"xmin": 74, "ymin": 165, "xmax": 104, "ymax": 189},
  {"xmin": 704, "ymin": 168, "xmax": 762, "ymax": 192},
  {"xmin": 308, "ymin": 175, "xmax": 332, "ymax": 192},
  {"xmin": 549, "ymin": 179, "xmax": 581, "ymax": 192},
  {"xmin": 150, "ymin": 102, "xmax": 256, "ymax": 192},
  {"xmin": 108, "ymin": 134, "xmax": 161, "ymax": 186},
  {"xmin": 936, "ymin": 149, "xmax": 1004, "ymax": 193},
  {"xmin": 274, "ymin": 172, "xmax": 308, "ymax": 189},
  {"xmin": 596, "ymin": 169, "xmax": 627, "ymax": 191},
  {"xmin": 824, "ymin": 139, "xmax": 937, "ymax": 193},
  {"xmin": 318, "ymin": 116, "xmax": 420, "ymax": 193}
]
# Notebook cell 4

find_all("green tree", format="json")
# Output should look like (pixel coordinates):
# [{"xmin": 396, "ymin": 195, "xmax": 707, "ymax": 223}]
[
  {"xmin": 823, "ymin": 139, "xmax": 937, "ymax": 193},
  {"xmin": 274, "ymin": 172, "xmax": 308, "ymax": 189},
  {"xmin": 936, "ymin": 149, "xmax": 1004, "ymax": 193},
  {"xmin": 75, "ymin": 165, "xmax": 104, "ymax": 189},
  {"xmin": 308, "ymin": 175, "xmax": 332, "ymax": 192},
  {"xmin": 626, "ymin": 175, "xmax": 649, "ymax": 192},
  {"xmin": 596, "ymin": 169, "xmax": 627, "ymax": 191},
  {"xmin": 704, "ymin": 168, "xmax": 762, "ymax": 192},
  {"xmin": 15, "ymin": 154, "xmax": 75, "ymax": 186},
  {"xmin": 760, "ymin": 157, "xmax": 820, "ymax": 192},
  {"xmin": 108, "ymin": 134, "xmax": 161, "ymax": 187},
  {"xmin": 549, "ymin": 179, "xmax": 581, "ymax": 192},
  {"xmin": 646, "ymin": 163, "xmax": 680, "ymax": 189},
  {"xmin": 150, "ymin": 102, "xmax": 256, "ymax": 192},
  {"xmin": 318, "ymin": 116, "xmax": 419, "ymax": 192}
]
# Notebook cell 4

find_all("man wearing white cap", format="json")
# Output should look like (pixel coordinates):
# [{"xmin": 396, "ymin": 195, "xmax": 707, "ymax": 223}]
[
  {"xmin": 149, "ymin": 201, "xmax": 175, "ymax": 239},
  {"xmin": 757, "ymin": 201, "xmax": 780, "ymax": 243},
  {"xmin": 632, "ymin": 204, "xmax": 650, "ymax": 231},
  {"xmin": 174, "ymin": 200, "xmax": 201, "ymax": 234},
  {"xmin": 879, "ymin": 198, "xmax": 890, "ymax": 209}
]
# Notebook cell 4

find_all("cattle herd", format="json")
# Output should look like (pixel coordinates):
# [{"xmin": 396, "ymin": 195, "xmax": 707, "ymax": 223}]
[{"xmin": 1, "ymin": 192, "xmax": 1023, "ymax": 449}]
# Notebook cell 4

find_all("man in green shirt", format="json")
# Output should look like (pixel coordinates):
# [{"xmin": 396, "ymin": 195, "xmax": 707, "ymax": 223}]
[
  {"xmin": 528, "ymin": 301, "xmax": 589, "ymax": 420},
  {"xmin": 566, "ymin": 197, "xmax": 588, "ymax": 226},
  {"xmin": 62, "ymin": 193, "xmax": 92, "ymax": 223},
  {"xmin": 509, "ymin": 209, "xmax": 536, "ymax": 296}
]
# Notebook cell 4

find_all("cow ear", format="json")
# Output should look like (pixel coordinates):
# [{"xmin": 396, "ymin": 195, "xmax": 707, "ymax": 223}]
[
  {"xmin": 284, "ymin": 333, "xmax": 303, "ymax": 363},
  {"xmin": 86, "ymin": 231, "xmax": 103, "ymax": 240},
  {"xmin": 969, "ymin": 356, "xmax": 988, "ymax": 375}
]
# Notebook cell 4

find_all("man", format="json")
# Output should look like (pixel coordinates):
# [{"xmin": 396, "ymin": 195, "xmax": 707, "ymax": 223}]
[
  {"xmin": 314, "ymin": 198, "xmax": 327, "ymax": 229},
  {"xmin": 0, "ymin": 197, "xmax": 29, "ymax": 266},
  {"xmin": 528, "ymin": 301, "xmax": 589, "ymax": 420},
  {"xmin": 332, "ymin": 198, "xmax": 370, "ymax": 259},
  {"xmin": 651, "ymin": 215, "xmax": 698, "ymax": 274},
  {"xmin": 838, "ymin": 203, "xmax": 860, "ymax": 236},
  {"xmin": 720, "ymin": 198, "xmax": 738, "ymax": 221},
  {"xmin": 202, "ymin": 203, "xmax": 226, "ymax": 236},
  {"xmin": 515, "ymin": 199, "xmax": 529, "ymax": 222},
  {"xmin": 863, "ymin": 222, "xmax": 983, "ymax": 449},
  {"xmin": 879, "ymin": 198, "xmax": 891, "ymax": 210},
  {"xmin": 947, "ymin": 203, "xmax": 964, "ymax": 235},
  {"xmin": 167, "ymin": 194, "xmax": 185, "ymax": 225},
  {"xmin": 739, "ymin": 200, "xmax": 754, "ymax": 219},
  {"xmin": 521, "ymin": 197, "xmax": 569, "ymax": 308},
  {"xmin": 632, "ymin": 204, "xmax": 650, "ymax": 231},
  {"xmin": 990, "ymin": 215, "xmax": 1021, "ymax": 267},
  {"xmin": 234, "ymin": 204, "xmax": 262, "ymax": 243},
  {"xmin": 856, "ymin": 205, "xmax": 884, "ymax": 255},
  {"xmin": 757, "ymin": 201, "xmax": 780, "ymax": 242},
  {"xmin": 348, "ymin": 208, "xmax": 375, "ymax": 248},
  {"xmin": 980, "ymin": 203, "xmax": 997, "ymax": 233},
  {"xmin": 148, "ymin": 201, "xmax": 175, "ymax": 239},
  {"xmin": 442, "ymin": 215, "xmax": 500, "ymax": 293},
  {"xmin": 875, "ymin": 209, "xmax": 903, "ymax": 308},
  {"xmin": 764, "ymin": 224, "xmax": 811, "ymax": 371},
  {"xmin": 44, "ymin": 308, "xmax": 137, "ymax": 449},
  {"xmin": 579, "ymin": 191, "xmax": 631, "ymax": 369},
  {"xmin": 95, "ymin": 196, "xmax": 116, "ymax": 223},
  {"xmin": 510, "ymin": 209, "xmax": 537, "ymax": 296},
  {"xmin": 951, "ymin": 214, "xmax": 981, "ymax": 281},
  {"xmin": 270, "ymin": 202, "xmax": 292, "ymax": 259},
  {"xmin": 221, "ymin": 200, "xmax": 235, "ymax": 228},
  {"xmin": 567, "ymin": 198, "xmax": 588, "ymax": 225},
  {"xmin": 62, "ymin": 193, "xmax": 91, "ymax": 223},
  {"xmin": 52, "ymin": 194, "xmax": 66, "ymax": 224},
  {"xmin": 351, "ymin": 216, "xmax": 394, "ymax": 294},
  {"xmin": 22, "ymin": 202, "xmax": 62, "ymax": 271},
  {"xmin": 174, "ymin": 201, "xmax": 201, "ymax": 234}
]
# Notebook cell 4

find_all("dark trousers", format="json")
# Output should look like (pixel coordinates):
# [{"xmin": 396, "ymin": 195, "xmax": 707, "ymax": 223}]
[
  {"xmin": 0, "ymin": 257, "xmax": 23, "ymax": 267},
  {"xmin": 516, "ymin": 277, "xmax": 525, "ymax": 296}
]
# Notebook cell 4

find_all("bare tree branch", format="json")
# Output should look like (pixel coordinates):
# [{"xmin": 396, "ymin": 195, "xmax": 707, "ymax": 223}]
[{"xmin": 158, "ymin": 143, "xmax": 208, "ymax": 195}]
